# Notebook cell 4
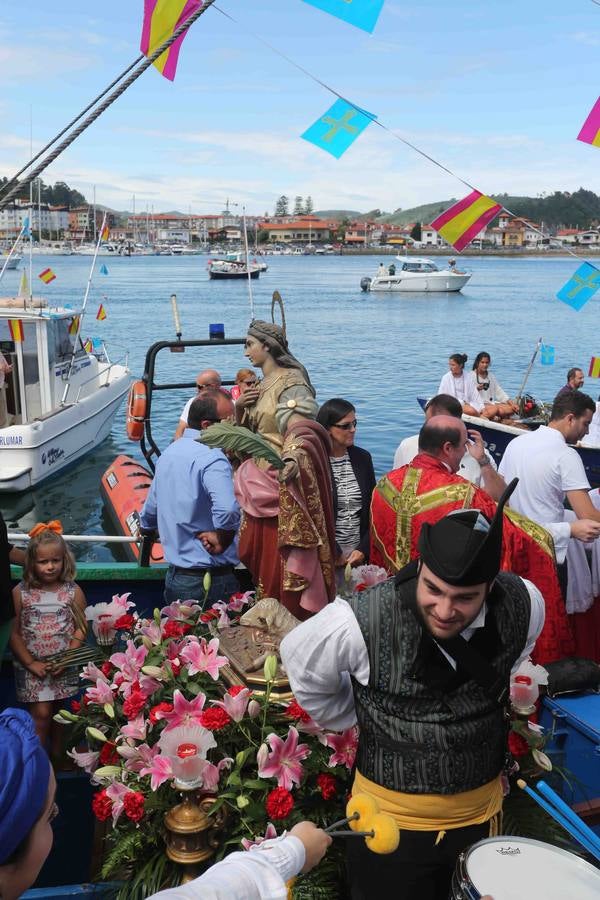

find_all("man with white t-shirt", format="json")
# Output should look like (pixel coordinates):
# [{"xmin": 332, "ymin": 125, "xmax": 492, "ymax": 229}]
[
  {"xmin": 394, "ymin": 394, "xmax": 507, "ymax": 501},
  {"xmin": 498, "ymin": 391, "xmax": 600, "ymax": 573},
  {"xmin": 173, "ymin": 368, "xmax": 222, "ymax": 440}
]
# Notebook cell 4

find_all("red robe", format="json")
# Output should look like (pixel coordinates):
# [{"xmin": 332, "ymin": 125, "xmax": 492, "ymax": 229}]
[{"xmin": 370, "ymin": 454, "xmax": 574, "ymax": 665}]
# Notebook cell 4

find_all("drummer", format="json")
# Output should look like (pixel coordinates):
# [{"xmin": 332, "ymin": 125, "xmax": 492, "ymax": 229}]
[{"xmin": 281, "ymin": 483, "xmax": 545, "ymax": 900}]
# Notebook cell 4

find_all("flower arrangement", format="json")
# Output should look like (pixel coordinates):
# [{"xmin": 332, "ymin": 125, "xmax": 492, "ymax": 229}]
[{"xmin": 56, "ymin": 592, "xmax": 355, "ymax": 899}]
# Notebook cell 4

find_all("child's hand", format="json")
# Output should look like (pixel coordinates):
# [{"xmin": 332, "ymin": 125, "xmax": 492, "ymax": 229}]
[{"xmin": 28, "ymin": 660, "xmax": 48, "ymax": 679}]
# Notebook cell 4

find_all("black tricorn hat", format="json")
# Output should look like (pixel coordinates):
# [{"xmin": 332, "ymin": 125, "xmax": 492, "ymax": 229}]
[{"xmin": 417, "ymin": 478, "xmax": 518, "ymax": 586}]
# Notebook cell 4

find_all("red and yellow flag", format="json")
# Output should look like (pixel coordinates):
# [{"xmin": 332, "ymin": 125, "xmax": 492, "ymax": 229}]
[
  {"xmin": 589, "ymin": 356, "xmax": 600, "ymax": 378},
  {"xmin": 100, "ymin": 223, "xmax": 110, "ymax": 242},
  {"xmin": 38, "ymin": 267, "xmax": 56, "ymax": 284},
  {"xmin": 68, "ymin": 316, "xmax": 80, "ymax": 336},
  {"xmin": 83, "ymin": 338, "xmax": 93, "ymax": 353},
  {"xmin": 431, "ymin": 190, "xmax": 502, "ymax": 252},
  {"xmin": 96, "ymin": 304, "xmax": 107, "ymax": 321},
  {"xmin": 8, "ymin": 319, "xmax": 24, "ymax": 342},
  {"xmin": 140, "ymin": 0, "xmax": 202, "ymax": 81}
]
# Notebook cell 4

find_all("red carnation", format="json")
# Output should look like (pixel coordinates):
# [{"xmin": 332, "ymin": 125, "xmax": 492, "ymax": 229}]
[
  {"xmin": 169, "ymin": 659, "xmax": 182, "ymax": 676},
  {"xmin": 70, "ymin": 699, "xmax": 81, "ymax": 713},
  {"xmin": 92, "ymin": 789, "xmax": 113, "ymax": 822},
  {"xmin": 316, "ymin": 772, "xmax": 337, "ymax": 801},
  {"xmin": 122, "ymin": 691, "xmax": 147, "ymax": 720},
  {"xmin": 149, "ymin": 701, "xmax": 174, "ymax": 725},
  {"xmin": 200, "ymin": 609, "xmax": 220, "ymax": 623},
  {"xmin": 228, "ymin": 685, "xmax": 247, "ymax": 697},
  {"xmin": 99, "ymin": 741, "xmax": 120, "ymax": 766},
  {"xmin": 265, "ymin": 787, "xmax": 294, "ymax": 821},
  {"xmin": 354, "ymin": 583, "xmax": 367, "ymax": 592},
  {"xmin": 101, "ymin": 660, "xmax": 114, "ymax": 678},
  {"xmin": 123, "ymin": 791, "xmax": 145, "ymax": 823},
  {"xmin": 163, "ymin": 621, "xmax": 192, "ymax": 639},
  {"xmin": 508, "ymin": 731, "xmax": 530, "ymax": 758},
  {"xmin": 114, "ymin": 614, "xmax": 135, "ymax": 631},
  {"xmin": 285, "ymin": 700, "xmax": 311, "ymax": 723},
  {"xmin": 200, "ymin": 707, "xmax": 231, "ymax": 731}
]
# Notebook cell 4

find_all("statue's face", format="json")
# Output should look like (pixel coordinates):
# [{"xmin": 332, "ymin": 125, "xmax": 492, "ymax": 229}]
[{"xmin": 244, "ymin": 335, "xmax": 269, "ymax": 368}]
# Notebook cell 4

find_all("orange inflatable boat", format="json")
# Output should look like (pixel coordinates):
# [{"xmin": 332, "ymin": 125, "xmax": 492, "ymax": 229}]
[{"xmin": 100, "ymin": 455, "xmax": 165, "ymax": 564}]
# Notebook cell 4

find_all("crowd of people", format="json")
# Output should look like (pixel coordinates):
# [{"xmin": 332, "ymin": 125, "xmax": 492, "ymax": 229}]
[{"xmin": 2, "ymin": 331, "xmax": 600, "ymax": 898}]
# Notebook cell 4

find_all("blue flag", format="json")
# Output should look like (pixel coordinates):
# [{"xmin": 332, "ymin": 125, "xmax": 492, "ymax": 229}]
[
  {"xmin": 302, "ymin": 0, "xmax": 384, "ymax": 33},
  {"xmin": 540, "ymin": 343, "xmax": 555, "ymax": 365},
  {"xmin": 22, "ymin": 216, "xmax": 31, "ymax": 238},
  {"xmin": 556, "ymin": 262, "xmax": 600, "ymax": 311},
  {"xmin": 302, "ymin": 99, "xmax": 376, "ymax": 158},
  {"xmin": 99, "ymin": 264, "xmax": 109, "ymax": 275}
]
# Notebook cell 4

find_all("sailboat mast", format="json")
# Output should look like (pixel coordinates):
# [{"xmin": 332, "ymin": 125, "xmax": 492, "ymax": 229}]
[{"xmin": 242, "ymin": 206, "xmax": 255, "ymax": 318}]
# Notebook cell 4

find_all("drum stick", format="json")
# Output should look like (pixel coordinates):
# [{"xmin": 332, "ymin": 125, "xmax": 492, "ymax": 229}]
[
  {"xmin": 326, "ymin": 830, "xmax": 375, "ymax": 838},
  {"xmin": 325, "ymin": 812, "xmax": 359, "ymax": 833},
  {"xmin": 536, "ymin": 780, "xmax": 600, "ymax": 858},
  {"xmin": 517, "ymin": 780, "xmax": 600, "ymax": 862}
]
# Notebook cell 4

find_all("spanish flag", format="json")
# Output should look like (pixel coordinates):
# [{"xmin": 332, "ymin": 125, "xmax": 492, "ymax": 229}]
[
  {"xmin": 38, "ymin": 267, "xmax": 56, "ymax": 284},
  {"xmin": 96, "ymin": 304, "xmax": 107, "ymax": 321},
  {"xmin": 68, "ymin": 316, "xmax": 80, "ymax": 336},
  {"xmin": 8, "ymin": 320, "xmax": 24, "ymax": 342},
  {"xmin": 83, "ymin": 338, "xmax": 93, "ymax": 353},
  {"xmin": 140, "ymin": 0, "xmax": 202, "ymax": 81},
  {"xmin": 100, "ymin": 224, "xmax": 110, "ymax": 242},
  {"xmin": 589, "ymin": 356, "xmax": 600, "ymax": 378},
  {"xmin": 431, "ymin": 190, "xmax": 502, "ymax": 253}
]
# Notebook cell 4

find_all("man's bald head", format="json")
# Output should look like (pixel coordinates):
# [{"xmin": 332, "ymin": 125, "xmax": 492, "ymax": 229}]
[
  {"xmin": 418, "ymin": 415, "xmax": 467, "ymax": 473},
  {"xmin": 196, "ymin": 369, "xmax": 222, "ymax": 391}
]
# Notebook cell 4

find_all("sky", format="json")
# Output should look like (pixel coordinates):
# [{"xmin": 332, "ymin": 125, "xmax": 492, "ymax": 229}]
[{"xmin": 1, "ymin": 1, "xmax": 600, "ymax": 215}]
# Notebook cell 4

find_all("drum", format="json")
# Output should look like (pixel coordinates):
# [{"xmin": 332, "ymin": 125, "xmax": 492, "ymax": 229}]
[{"xmin": 451, "ymin": 836, "xmax": 600, "ymax": 899}]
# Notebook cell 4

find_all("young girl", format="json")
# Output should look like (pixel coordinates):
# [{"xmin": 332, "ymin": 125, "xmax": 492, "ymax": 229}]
[{"xmin": 10, "ymin": 522, "xmax": 86, "ymax": 753}]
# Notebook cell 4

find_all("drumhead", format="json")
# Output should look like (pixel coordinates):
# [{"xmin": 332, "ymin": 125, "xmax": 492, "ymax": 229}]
[{"xmin": 464, "ymin": 837, "xmax": 600, "ymax": 900}]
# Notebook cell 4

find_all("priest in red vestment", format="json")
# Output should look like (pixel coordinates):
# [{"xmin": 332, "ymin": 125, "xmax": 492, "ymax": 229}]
[{"xmin": 371, "ymin": 416, "xmax": 574, "ymax": 664}]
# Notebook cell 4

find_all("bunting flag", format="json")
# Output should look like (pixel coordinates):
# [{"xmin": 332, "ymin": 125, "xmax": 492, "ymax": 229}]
[
  {"xmin": 540, "ymin": 344, "xmax": 555, "ymax": 365},
  {"xmin": 577, "ymin": 97, "xmax": 600, "ymax": 148},
  {"xmin": 100, "ymin": 224, "xmax": 110, "ymax": 242},
  {"xmin": 83, "ymin": 338, "xmax": 93, "ymax": 353},
  {"xmin": 430, "ymin": 191, "xmax": 502, "ymax": 252},
  {"xmin": 302, "ymin": 0, "xmax": 384, "ymax": 33},
  {"xmin": 8, "ymin": 320, "xmax": 24, "ymax": 342},
  {"xmin": 18, "ymin": 269, "xmax": 29, "ymax": 298},
  {"xmin": 99, "ymin": 264, "xmax": 109, "ymax": 275},
  {"xmin": 21, "ymin": 216, "xmax": 31, "ymax": 238},
  {"xmin": 589, "ymin": 356, "xmax": 600, "ymax": 378},
  {"xmin": 302, "ymin": 99, "xmax": 376, "ymax": 158},
  {"xmin": 140, "ymin": 0, "xmax": 202, "ymax": 81},
  {"xmin": 96, "ymin": 304, "xmax": 107, "ymax": 321},
  {"xmin": 556, "ymin": 262, "xmax": 600, "ymax": 311},
  {"xmin": 38, "ymin": 267, "xmax": 56, "ymax": 284},
  {"xmin": 68, "ymin": 316, "xmax": 80, "ymax": 336}
]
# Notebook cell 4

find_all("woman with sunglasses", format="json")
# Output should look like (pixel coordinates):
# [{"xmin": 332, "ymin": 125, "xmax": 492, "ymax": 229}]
[
  {"xmin": 230, "ymin": 368, "xmax": 258, "ymax": 402},
  {"xmin": 316, "ymin": 399, "xmax": 376, "ymax": 573}
]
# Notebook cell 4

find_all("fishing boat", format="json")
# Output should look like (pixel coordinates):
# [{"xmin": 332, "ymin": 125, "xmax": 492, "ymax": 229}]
[
  {"xmin": 0, "ymin": 293, "xmax": 130, "ymax": 492},
  {"xmin": 208, "ymin": 256, "xmax": 261, "ymax": 279},
  {"xmin": 361, "ymin": 256, "xmax": 471, "ymax": 293}
]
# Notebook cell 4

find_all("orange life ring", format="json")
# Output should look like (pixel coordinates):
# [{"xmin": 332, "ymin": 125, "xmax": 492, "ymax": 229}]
[{"xmin": 126, "ymin": 380, "xmax": 147, "ymax": 441}]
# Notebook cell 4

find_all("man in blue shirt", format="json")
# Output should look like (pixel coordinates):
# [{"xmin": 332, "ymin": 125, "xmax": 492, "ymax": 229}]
[{"xmin": 141, "ymin": 389, "xmax": 240, "ymax": 607}]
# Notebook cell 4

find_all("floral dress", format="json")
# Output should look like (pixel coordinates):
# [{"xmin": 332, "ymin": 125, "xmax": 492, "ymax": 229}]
[{"xmin": 14, "ymin": 581, "xmax": 79, "ymax": 702}]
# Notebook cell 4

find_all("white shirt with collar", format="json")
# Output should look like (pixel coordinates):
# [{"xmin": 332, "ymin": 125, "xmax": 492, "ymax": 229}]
[{"xmin": 280, "ymin": 584, "xmax": 545, "ymax": 734}]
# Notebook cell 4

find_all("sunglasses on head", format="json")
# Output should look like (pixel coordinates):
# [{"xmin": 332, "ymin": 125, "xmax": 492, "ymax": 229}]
[{"xmin": 333, "ymin": 419, "xmax": 357, "ymax": 431}]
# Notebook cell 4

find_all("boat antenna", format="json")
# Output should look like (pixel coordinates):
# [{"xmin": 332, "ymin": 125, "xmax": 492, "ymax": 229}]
[
  {"xmin": 515, "ymin": 337, "xmax": 542, "ymax": 405},
  {"xmin": 0, "ymin": 1, "xmax": 216, "ymax": 210},
  {"xmin": 241, "ymin": 206, "xmax": 255, "ymax": 318},
  {"xmin": 271, "ymin": 291, "xmax": 287, "ymax": 338},
  {"xmin": 61, "ymin": 213, "xmax": 108, "ymax": 404}
]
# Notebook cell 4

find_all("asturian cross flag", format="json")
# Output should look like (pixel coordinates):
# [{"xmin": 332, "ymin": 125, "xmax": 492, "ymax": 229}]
[
  {"xmin": 556, "ymin": 262, "xmax": 600, "ymax": 311},
  {"xmin": 140, "ymin": 0, "xmax": 202, "ymax": 81},
  {"xmin": 302, "ymin": 99, "xmax": 376, "ymax": 158},
  {"xmin": 540, "ymin": 344, "xmax": 555, "ymax": 366},
  {"xmin": 302, "ymin": 0, "xmax": 385, "ymax": 33}
]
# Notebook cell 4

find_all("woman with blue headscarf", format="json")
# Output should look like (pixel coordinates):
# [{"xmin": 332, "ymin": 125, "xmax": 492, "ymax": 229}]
[{"xmin": 0, "ymin": 708, "xmax": 56, "ymax": 899}]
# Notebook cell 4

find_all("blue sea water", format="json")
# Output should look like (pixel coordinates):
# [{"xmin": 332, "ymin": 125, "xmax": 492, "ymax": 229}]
[{"xmin": 0, "ymin": 253, "xmax": 592, "ymax": 557}]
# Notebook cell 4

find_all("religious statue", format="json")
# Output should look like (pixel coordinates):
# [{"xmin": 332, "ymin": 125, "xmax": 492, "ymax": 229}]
[{"xmin": 233, "ymin": 312, "xmax": 336, "ymax": 620}]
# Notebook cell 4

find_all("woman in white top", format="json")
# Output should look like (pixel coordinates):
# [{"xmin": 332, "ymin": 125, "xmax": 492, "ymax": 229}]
[
  {"xmin": 468, "ymin": 351, "xmax": 518, "ymax": 420},
  {"xmin": 438, "ymin": 353, "xmax": 484, "ymax": 416}
]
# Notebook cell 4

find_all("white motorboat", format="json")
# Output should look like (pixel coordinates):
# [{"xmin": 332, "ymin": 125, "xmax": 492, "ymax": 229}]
[
  {"xmin": 0, "ymin": 294, "xmax": 130, "ymax": 492},
  {"xmin": 0, "ymin": 254, "xmax": 23, "ymax": 270},
  {"xmin": 207, "ymin": 251, "xmax": 264, "ymax": 279},
  {"xmin": 360, "ymin": 256, "xmax": 472, "ymax": 293}
]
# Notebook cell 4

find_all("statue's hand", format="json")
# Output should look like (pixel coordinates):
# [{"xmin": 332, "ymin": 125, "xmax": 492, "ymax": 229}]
[
  {"xmin": 278, "ymin": 458, "xmax": 299, "ymax": 483},
  {"xmin": 235, "ymin": 386, "xmax": 260, "ymax": 408}
]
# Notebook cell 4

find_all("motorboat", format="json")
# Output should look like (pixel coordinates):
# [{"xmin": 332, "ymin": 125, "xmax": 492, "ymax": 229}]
[
  {"xmin": 0, "ymin": 253, "xmax": 23, "ymax": 270},
  {"xmin": 0, "ymin": 293, "xmax": 130, "ymax": 491},
  {"xmin": 361, "ymin": 256, "xmax": 472, "ymax": 293}
]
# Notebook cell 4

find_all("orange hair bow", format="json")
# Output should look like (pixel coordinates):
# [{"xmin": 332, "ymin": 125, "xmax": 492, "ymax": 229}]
[{"xmin": 28, "ymin": 520, "xmax": 63, "ymax": 538}]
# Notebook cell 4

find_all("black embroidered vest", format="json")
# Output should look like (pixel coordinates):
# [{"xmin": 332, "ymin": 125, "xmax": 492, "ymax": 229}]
[{"xmin": 348, "ymin": 570, "xmax": 530, "ymax": 794}]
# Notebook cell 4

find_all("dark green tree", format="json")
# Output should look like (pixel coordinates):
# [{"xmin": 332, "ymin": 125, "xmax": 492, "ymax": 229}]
[
  {"xmin": 293, "ymin": 196, "xmax": 304, "ymax": 215},
  {"xmin": 274, "ymin": 195, "xmax": 289, "ymax": 216},
  {"xmin": 410, "ymin": 222, "xmax": 422, "ymax": 241},
  {"xmin": 304, "ymin": 196, "xmax": 314, "ymax": 214}
]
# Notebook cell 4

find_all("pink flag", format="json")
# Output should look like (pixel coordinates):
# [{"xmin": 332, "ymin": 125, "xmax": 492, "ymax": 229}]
[
  {"xmin": 140, "ymin": 0, "xmax": 202, "ymax": 81},
  {"xmin": 577, "ymin": 97, "xmax": 600, "ymax": 148}
]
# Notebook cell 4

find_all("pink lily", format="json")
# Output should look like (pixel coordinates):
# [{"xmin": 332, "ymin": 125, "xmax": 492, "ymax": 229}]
[
  {"xmin": 212, "ymin": 687, "xmax": 251, "ymax": 723},
  {"xmin": 106, "ymin": 782, "xmax": 132, "ymax": 825},
  {"xmin": 67, "ymin": 747, "xmax": 99, "ymax": 773},
  {"xmin": 80, "ymin": 661, "xmax": 108, "ymax": 683},
  {"xmin": 118, "ymin": 742, "xmax": 158, "ymax": 774},
  {"xmin": 180, "ymin": 637, "xmax": 228, "ymax": 680},
  {"xmin": 120, "ymin": 715, "xmax": 147, "ymax": 741},
  {"xmin": 161, "ymin": 600, "xmax": 201, "ymax": 621},
  {"xmin": 241, "ymin": 822, "xmax": 278, "ymax": 851},
  {"xmin": 86, "ymin": 677, "xmax": 114, "ymax": 707},
  {"xmin": 138, "ymin": 675, "xmax": 162, "ymax": 699},
  {"xmin": 325, "ymin": 726, "xmax": 358, "ymax": 770},
  {"xmin": 197, "ymin": 757, "xmax": 233, "ymax": 792},
  {"xmin": 160, "ymin": 689, "xmax": 207, "ymax": 731},
  {"xmin": 138, "ymin": 621, "xmax": 162, "ymax": 645},
  {"xmin": 227, "ymin": 591, "xmax": 254, "ymax": 613},
  {"xmin": 257, "ymin": 726, "xmax": 310, "ymax": 791},
  {"xmin": 140, "ymin": 753, "xmax": 173, "ymax": 791},
  {"xmin": 210, "ymin": 601, "xmax": 231, "ymax": 629},
  {"xmin": 110, "ymin": 640, "xmax": 148, "ymax": 681}
]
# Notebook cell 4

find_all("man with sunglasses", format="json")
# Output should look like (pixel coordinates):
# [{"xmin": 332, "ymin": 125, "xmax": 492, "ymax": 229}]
[
  {"xmin": 174, "ymin": 368, "xmax": 222, "ymax": 440},
  {"xmin": 141, "ymin": 389, "xmax": 240, "ymax": 608}
]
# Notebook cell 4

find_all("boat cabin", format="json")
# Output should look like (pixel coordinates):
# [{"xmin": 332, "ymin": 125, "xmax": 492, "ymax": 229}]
[{"xmin": 395, "ymin": 257, "xmax": 440, "ymax": 273}]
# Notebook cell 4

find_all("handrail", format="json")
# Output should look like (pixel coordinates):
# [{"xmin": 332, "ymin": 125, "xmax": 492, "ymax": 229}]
[
  {"xmin": 8, "ymin": 533, "xmax": 141, "ymax": 544},
  {"xmin": 62, "ymin": 349, "xmax": 130, "ymax": 404}
]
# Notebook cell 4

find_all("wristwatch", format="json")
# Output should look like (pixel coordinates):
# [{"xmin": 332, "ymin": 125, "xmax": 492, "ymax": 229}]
[{"xmin": 479, "ymin": 454, "xmax": 491, "ymax": 468}]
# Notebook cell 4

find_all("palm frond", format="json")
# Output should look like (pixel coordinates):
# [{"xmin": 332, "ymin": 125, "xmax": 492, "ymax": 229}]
[{"xmin": 198, "ymin": 422, "xmax": 284, "ymax": 469}]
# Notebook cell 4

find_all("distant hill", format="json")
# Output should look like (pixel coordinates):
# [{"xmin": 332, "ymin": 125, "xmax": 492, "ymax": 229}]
[{"xmin": 314, "ymin": 209, "xmax": 364, "ymax": 220}]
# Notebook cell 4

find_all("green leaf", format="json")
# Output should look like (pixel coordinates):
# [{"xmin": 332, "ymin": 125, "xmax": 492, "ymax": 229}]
[
  {"xmin": 198, "ymin": 422, "xmax": 284, "ymax": 469},
  {"xmin": 227, "ymin": 770, "xmax": 242, "ymax": 786},
  {"xmin": 243, "ymin": 778, "xmax": 270, "ymax": 790}
]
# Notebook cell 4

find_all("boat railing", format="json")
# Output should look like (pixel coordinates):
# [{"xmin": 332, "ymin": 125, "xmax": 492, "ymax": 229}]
[
  {"xmin": 7, "ymin": 533, "xmax": 141, "ymax": 545},
  {"xmin": 63, "ymin": 348, "xmax": 130, "ymax": 404}
]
